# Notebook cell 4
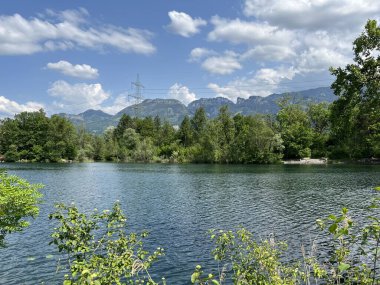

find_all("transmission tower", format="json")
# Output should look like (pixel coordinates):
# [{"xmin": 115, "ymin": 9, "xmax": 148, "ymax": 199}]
[{"xmin": 128, "ymin": 74, "xmax": 144, "ymax": 117}]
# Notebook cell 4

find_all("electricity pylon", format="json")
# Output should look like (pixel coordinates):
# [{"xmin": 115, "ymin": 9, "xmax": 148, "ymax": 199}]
[{"xmin": 128, "ymin": 74, "xmax": 144, "ymax": 117}]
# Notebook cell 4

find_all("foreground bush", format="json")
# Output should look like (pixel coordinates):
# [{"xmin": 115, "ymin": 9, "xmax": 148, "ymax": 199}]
[
  {"xmin": 192, "ymin": 187, "xmax": 380, "ymax": 285},
  {"xmin": 0, "ymin": 171, "xmax": 42, "ymax": 247},
  {"xmin": 49, "ymin": 202, "xmax": 164, "ymax": 285},
  {"xmin": 49, "ymin": 187, "xmax": 380, "ymax": 284}
]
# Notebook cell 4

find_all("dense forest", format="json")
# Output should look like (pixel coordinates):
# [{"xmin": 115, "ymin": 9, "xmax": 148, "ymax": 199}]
[{"xmin": 0, "ymin": 20, "xmax": 379, "ymax": 164}]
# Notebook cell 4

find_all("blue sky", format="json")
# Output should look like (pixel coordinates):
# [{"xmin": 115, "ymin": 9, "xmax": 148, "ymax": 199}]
[{"xmin": 0, "ymin": 0, "xmax": 379, "ymax": 116}]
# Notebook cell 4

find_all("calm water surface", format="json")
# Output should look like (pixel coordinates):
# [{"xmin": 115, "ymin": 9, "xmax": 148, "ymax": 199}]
[{"xmin": 1, "ymin": 163, "xmax": 379, "ymax": 284}]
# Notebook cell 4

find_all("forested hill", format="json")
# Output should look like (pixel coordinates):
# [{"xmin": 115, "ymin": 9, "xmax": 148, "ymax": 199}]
[{"xmin": 59, "ymin": 87, "xmax": 335, "ymax": 133}]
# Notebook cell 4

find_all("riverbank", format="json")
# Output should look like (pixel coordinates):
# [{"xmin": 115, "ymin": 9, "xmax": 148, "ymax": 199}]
[
  {"xmin": 283, "ymin": 158, "xmax": 328, "ymax": 165},
  {"xmin": 2, "ymin": 157, "xmax": 380, "ymax": 165}
]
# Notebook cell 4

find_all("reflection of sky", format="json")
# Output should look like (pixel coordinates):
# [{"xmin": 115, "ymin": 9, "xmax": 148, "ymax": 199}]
[{"xmin": 1, "ymin": 163, "xmax": 380, "ymax": 284}]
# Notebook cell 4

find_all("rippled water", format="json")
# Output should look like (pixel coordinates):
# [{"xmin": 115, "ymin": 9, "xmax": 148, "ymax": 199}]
[{"xmin": 0, "ymin": 163, "xmax": 379, "ymax": 284}]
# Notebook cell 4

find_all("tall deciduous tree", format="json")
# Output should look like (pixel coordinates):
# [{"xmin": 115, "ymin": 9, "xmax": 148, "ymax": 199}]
[
  {"xmin": 277, "ymin": 104, "xmax": 313, "ymax": 159},
  {"xmin": 330, "ymin": 19, "xmax": 380, "ymax": 158}
]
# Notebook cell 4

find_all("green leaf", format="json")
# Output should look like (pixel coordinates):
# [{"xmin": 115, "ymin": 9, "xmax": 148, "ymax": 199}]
[
  {"xmin": 375, "ymin": 186, "xmax": 380, "ymax": 191},
  {"xmin": 191, "ymin": 272, "xmax": 200, "ymax": 283},
  {"xmin": 328, "ymin": 223, "xmax": 338, "ymax": 234},
  {"xmin": 328, "ymin": 214, "xmax": 337, "ymax": 221},
  {"xmin": 211, "ymin": 280, "xmax": 220, "ymax": 285},
  {"xmin": 338, "ymin": 262, "xmax": 350, "ymax": 272}
]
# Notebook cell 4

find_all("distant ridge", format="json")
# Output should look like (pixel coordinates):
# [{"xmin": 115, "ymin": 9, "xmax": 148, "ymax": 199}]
[
  {"xmin": 115, "ymin": 98, "xmax": 188, "ymax": 124},
  {"xmin": 58, "ymin": 87, "xmax": 336, "ymax": 133}
]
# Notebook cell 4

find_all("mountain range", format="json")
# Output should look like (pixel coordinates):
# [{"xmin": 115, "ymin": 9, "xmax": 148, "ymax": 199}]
[{"xmin": 58, "ymin": 87, "xmax": 336, "ymax": 133}]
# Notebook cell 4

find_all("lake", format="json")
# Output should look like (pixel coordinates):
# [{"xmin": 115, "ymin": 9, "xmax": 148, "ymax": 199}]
[{"xmin": 0, "ymin": 163, "xmax": 379, "ymax": 284}]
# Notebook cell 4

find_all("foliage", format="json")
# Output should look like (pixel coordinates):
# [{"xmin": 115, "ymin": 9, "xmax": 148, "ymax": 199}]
[
  {"xmin": 308, "ymin": 103, "xmax": 331, "ymax": 157},
  {"xmin": 0, "ymin": 110, "xmax": 78, "ymax": 162},
  {"xmin": 314, "ymin": 190, "xmax": 380, "ymax": 285},
  {"xmin": 0, "ymin": 171, "xmax": 43, "ymax": 247},
  {"xmin": 192, "ymin": 186, "xmax": 380, "ymax": 285},
  {"xmin": 330, "ymin": 19, "xmax": 380, "ymax": 158},
  {"xmin": 49, "ymin": 202, "xmax": 164, "ymax": 285},
  {"xmin": 191, "ymin": 228, "xmax": 304, "ymax": 285},
  {"xmin": 277, "ymin": 103, "xmax": 314, "ymax": 159}
]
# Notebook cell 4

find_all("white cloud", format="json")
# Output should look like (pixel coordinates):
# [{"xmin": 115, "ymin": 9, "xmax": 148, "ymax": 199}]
[
  {"xmin": 297, "ymin": 47, "xmax": 351, "ymax": 73},
  {"xmin": 208, "ymin": 16, "xmax": 295, "ymax": 46},
  {"xmin": 189, "ymin": 47, "xmax": 216, "ymax": 62},
  {"xmin": 201, "ymin": 52, "xmax": 242, "ymax": 75},
  {"xmin": 208, "ymin": 66, "xmax": 296, "ymax": 101},
  {"xmin": 201, "ymin": 3, "xmax": 373, "ymax": 94},
  {"xmin": 241, "ymin": 45, "xmax": 296, "ymax": 62},
  {"xmin": 45, "ymin": 7, "xmax": 89, "ymax": 24},
  {"xmin": 0, "ymin": 96, "xmax": 44, "ymax": 118},
  {"xmin": 0, "ymin": 9, "xmax": 155, "ymax": 55},
  {"xmin": 243, "ymin": 0, "xmax": 380, "ymax": 31},
  {"xmin": 168, "ymin": 83, "xmax": 197, "ymax": 105},
  {"xmin": 48, "ymin": 80, "xmax": 110, "ymax": 113},
  {"xmin": 101, "ymin": 93, "xmax": 132, "ymax": 115},
  {"xmin": 166, "ymin": 11, "xmax": 206, "ymax": 37},
  {"xmin": 46, "ymin": 60, "xmax": 99, "ymax": 79}
]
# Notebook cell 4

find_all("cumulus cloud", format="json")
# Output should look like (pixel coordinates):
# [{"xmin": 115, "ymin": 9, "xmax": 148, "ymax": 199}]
[
  {"xmin": 0, "ymin": 9, "xmax": 155, "ymax": 55},
  {"xmin": 241, "ymin": 45, "xmax": 296, "ymax": 62},
  {"xmin": 201, "ymin": 52, "xmax": 242, "ymax": 75},
  {"xmin": 101, "ymin": 93, "xmax": 132, "ymax": 115},
  {"xmin": 166, "ymin": 11, "xmax": 206, "ymax": 37},
  {"xmin": 208, "ymin": 16, "xmax": 295, "ymax": 46},
  {"xmin": 243, "ymin": 0, "xmax": 380, "ymax": 31},
  {"xmin": 168, "ymin": 83, "xmax": 197, "ymax": 105},
  {"xmin": 199, "ymin": 1, "xmax": 378, "ymax": 97},
  {"xmin": 47, "ymin": 80, "xmax": 110, "ymax": 113},
  {"xmin": 46, "ymin": 60, "xmax": 99, "ymax": 79},
  {"xmin": 208, "ymin": 66, "xmax": 296, "ymax": 102},
  {"xmin": 297, "ymin": 47, "xmax": 351, "ymax": 73},
  {"xmin": 0, "ymin": 96, "xmax": 44, "ymax": 118},
  {"xmin": 189, "ymin": 47, "xmax": 216, "ymax": 62}
]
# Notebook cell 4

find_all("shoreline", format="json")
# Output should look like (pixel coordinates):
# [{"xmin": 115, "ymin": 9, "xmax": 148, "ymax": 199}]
[
  {"xmin": 283, "ymin": 158, "xmax": 328, "ymax": 165},
  {"xmin": 1, "ymin": 158, "xmax": 380, "ymax": 165}
]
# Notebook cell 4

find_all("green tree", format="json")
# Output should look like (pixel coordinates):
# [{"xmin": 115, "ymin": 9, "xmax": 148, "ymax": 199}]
[
  {"xmin": 330, "ymin": 19, "xmax": 380, "ymax": 158},
  {"xmin": 103, "ymin": 127, "xmax": 119, "ymax": 161},
  {"xmin": 215, "ymin": 106, "xmax": 235, "ymax": 163},
  {"xmin": 133, "ymin": 138, "xmax": 156, "ymax": 162},
  {"xmin": 114, "ymin": 114, "xmax": 134, "ymax": 142},
  {"xmin": 277, "ymin": 104, "xmax": 313, "ymax": 159},
  {"xmin": 45, "ymin": 115, "xmax": 78, "ymax": 162},
  {"xmin": 13, "ymin": 110, "xmax": 49, "ymax": 161},
  {"xmin": 191, "ymin": 107, "xmax": 207, "ymax": 143},
  {"xmin": 0, "ymin": 171, "xmax": 43, "ymax": 247},
  {"xmin": 92, "ymin": 136, "xmax": 105, "ymax": 161},
  {"xmin": 307, "ymin": 103, "xmax": 331, "ymax": 158},
  {"xmin": 4, "ymin": 144, "xmax": 20, "ymax": 162},
  {"xmin": 193, "ymin": 120, "xmax": 220, "ymax": 163},
  {"xmin": 178, "ymin": 115, "xmax": 193, "ymax": 147},
  {"xmin": 232, "ymin": 115, "xmax": 283, "ymax": 163},
  {"xmin": 136, "ymin": 117, "xmax": 155, "ymax": 139},
  {"xmin": 0, "ymin": 118, "xmax": 19, "ymax": 156}
]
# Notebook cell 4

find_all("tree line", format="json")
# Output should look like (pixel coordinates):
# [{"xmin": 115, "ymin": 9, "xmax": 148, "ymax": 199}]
[{"xmin": 0, "ymin": 99, "xmax": 377, "ymax": 163}]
